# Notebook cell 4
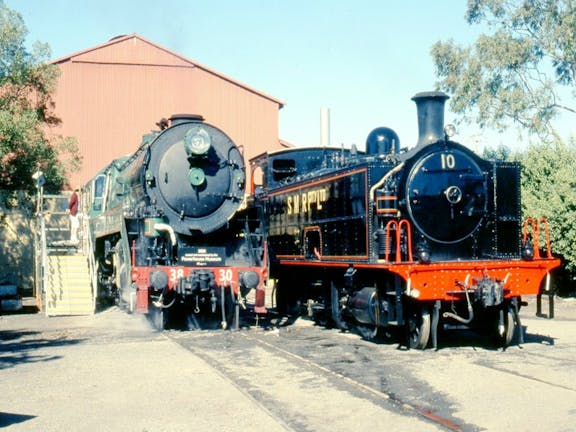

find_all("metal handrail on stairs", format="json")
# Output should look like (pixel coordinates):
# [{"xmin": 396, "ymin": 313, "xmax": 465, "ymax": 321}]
[{"xmin": 34, "ymin": 192, "xmax": 94, "ymax": 316}]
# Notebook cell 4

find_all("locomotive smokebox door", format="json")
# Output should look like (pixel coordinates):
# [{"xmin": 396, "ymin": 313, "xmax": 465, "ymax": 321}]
[
  {"xmin": 146, "ymin": 118, "xmax": 246, "ymax": 234},
  {"xmin": 405, "ymin": 149, "xmax": 487, "ymax": 244}
]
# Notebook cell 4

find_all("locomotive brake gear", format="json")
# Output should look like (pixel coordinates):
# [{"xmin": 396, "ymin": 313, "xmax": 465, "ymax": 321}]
[{"xmin": 443, "ymin": 275, "xmax": 474, "ymax": 324}]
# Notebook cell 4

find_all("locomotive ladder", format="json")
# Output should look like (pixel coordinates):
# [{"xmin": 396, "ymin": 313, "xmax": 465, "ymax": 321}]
[{"xmin": 34, "ymin": 193, "xmax": 95, "ymax": 316}]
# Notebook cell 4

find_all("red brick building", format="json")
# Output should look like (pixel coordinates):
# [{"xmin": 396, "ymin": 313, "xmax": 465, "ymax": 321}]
[{"xmin": 50, "ymin": 34, "xmax": 286, "ymax": 188}]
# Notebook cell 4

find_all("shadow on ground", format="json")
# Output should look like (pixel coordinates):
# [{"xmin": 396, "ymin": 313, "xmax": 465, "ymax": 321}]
[
  {"xmin": 0, "ymin": 303, "xmax": 85, "ymax": 370},
  {"xmin": 0, "ymin": 412, "xmax": 36, "ymax": 428}
]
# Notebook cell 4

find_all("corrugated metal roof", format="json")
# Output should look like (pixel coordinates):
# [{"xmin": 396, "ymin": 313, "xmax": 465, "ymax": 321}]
[{"xmin": 52, "ymin": 34, "xmax": 285, "ymax": 108}]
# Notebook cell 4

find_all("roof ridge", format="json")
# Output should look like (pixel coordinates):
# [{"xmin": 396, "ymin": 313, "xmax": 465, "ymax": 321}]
[{"xmin": 51, "ymin": 33, "xmax": 285, "ymax": 107}]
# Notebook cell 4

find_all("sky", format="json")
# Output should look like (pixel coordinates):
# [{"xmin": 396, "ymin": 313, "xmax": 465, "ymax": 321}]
[{"xmin": 7, "ymin": 0, "xmax": 503, "ymax": 152}]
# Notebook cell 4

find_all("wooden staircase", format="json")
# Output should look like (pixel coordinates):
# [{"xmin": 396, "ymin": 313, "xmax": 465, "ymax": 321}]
[{"xmin": 45, "ymin": 253, "xmax": 94, "ymax": 316}]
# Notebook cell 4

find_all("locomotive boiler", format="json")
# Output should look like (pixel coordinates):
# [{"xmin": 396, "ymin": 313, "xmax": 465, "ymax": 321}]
[
  {"xmin": 83, "ymin": 115, "xmax": 267, "ymax": 329},
  {"xmin": 251, "ymin": 91, "xmax": 560, "ymax": 349}
]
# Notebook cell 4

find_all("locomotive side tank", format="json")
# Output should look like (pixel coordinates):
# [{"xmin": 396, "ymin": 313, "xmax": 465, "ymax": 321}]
[
  {"xmin": 252, "ymin": 91, "xmax": 560, "ymax": 349},
  {"xmin": 84, "ymin": 115, "xmax": 267, "ymax": 329}
]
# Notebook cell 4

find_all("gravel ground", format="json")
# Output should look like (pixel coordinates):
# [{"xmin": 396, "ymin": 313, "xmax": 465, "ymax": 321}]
[
  {"xmin": 0, "ymin": 303, "xmax": 288, "ymax": 432},
  {"xmin": 1, "ymin": 295, "xmax": 575, "ymax": 431}
]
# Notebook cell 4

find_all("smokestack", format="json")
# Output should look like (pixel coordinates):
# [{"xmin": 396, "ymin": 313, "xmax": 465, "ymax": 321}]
[
  {"xmin": 411, "ymin": 91, "xmax": 449, "ymax": 147},
  {"xmin": 320, "ymin": 107, "xmax": 330, "ymax": 147}
]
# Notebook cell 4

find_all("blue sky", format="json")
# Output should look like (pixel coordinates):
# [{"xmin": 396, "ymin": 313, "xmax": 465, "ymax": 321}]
[{"xmin": 9, "ymin": 0, "xmax": 494, "ymax": 151}]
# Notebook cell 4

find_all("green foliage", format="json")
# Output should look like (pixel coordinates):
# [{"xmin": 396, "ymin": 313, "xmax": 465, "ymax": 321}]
[
  {"xmin": 481, "ymin": 144, "xmax": 512, "ymax": 161},
  {"xmin": 0, "ymin": 2, "xmax": 80, "ymax": 206},
  {"xmin": 519, "ymin": 138, "xmax": 576, "ymax": 272},
  {"xmin": 431, "ymin": 0, "xmax": 575, "ymax": 142}
]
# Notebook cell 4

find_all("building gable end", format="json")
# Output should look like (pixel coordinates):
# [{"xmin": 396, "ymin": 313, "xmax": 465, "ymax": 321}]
[{"xmin": 62, "ymin": 35, "xmax": 192, "ymax": 68}]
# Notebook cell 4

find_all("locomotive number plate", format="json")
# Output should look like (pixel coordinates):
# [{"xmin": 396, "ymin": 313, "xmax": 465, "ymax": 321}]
[{"xmin": 179, "ymin": 247, "xmax": 226, "ymax": 266}]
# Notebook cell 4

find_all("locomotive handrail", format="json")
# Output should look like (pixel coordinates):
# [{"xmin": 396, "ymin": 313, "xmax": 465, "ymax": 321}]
[
  {"xmin": 539, "ymin": 216, "xmax": 553, "ymax": 258},
  {"xmin": 398, "ymin": 219, "xmax": 413, "ymax": 262},
  {"xmin": 522, "ymin": 217, "xmax": 539, "ymax": 259},
  {"xmin": 384, "ymin": 219, "xmax": 413, "ymax": 263},
  {"xmin": 369, "ymin": 162, "xmax": 404, "ymax": 203},
  {"xmin": 522, "ymin": 216, "xmax": 553, "ymax": 259}
]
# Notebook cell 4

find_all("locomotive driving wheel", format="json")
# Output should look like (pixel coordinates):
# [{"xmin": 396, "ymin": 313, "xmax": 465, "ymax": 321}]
[
  {"xmin": 494, "ymin": 303, "xmax": 516, "ymax": 348},
  {"xmin": 405, "ymin": 303, "xmax": 431, "ymax": 349}
]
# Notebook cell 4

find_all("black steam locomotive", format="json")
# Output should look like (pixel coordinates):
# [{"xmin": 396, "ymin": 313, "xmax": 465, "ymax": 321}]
[
  {"xmin": 83, "ymin": 115, "xmax": 267, "ymax": 329},
  {"xmin": 251, "ymin": 91, "xmax": 560, "ymax": 349}
]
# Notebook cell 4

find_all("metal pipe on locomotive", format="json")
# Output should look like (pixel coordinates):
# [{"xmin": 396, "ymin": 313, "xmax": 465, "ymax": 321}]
[
  {"xmin": 83, "ymin": 115, "xmax": 267, "ymax": 329},
  {"xmin": 251, "ymin": 91, "xmax": 561, "ymax": 349}
]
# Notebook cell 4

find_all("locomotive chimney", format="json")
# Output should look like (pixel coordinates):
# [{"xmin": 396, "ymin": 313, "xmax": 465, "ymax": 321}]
[
  {"xmin": 169, "ymin": 114, "xmax": 204, "ymax": 126},
  {"xmin": 412, "ymin": 91, "xmax": 449, "ymax": 147}
]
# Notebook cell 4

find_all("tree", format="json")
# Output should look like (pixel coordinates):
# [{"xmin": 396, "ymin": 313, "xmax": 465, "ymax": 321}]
[
  {"xmin": 481, "ymin": 143, "xmax": 512, "ymax": 160},
  {"xmin": 519, "ymin": 139, "xmax": 576, "ymax": 294},
  {"xmin": 0, "ymin": 1, "xmax": 80, "ymax": 206},
  {"xmin": 431, "ymin": 0, "xmax": 575, "ymax": 142}
]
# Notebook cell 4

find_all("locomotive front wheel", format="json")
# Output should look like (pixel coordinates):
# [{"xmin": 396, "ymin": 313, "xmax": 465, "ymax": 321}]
[
  {"xmin": 495, "ymin": 305, "xmax": 516, "ymax": 348},
  {"xmin": 406, "ymin": 305, "xmax": 431, "ymax": 349}
]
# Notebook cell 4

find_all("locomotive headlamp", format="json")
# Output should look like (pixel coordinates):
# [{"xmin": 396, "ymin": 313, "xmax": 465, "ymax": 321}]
[
  {"xmin": 416, "ymin": 239, "xmax": 431, "ymax": 264},
  {"xmin": 522, "ymin": 240, "xmax": 535, "ymax": 260},
  {"xmin": 184, "ymin": 126, "xmax": 211, "ymax": 156},
  {"xmin": 444, "ymin": 123, "xmax": 456, "ymax": 139}
]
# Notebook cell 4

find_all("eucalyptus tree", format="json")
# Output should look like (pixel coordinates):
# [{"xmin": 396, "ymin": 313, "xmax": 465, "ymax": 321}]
[
  {"xmin": 431, "ymin": 0, "xmax": 575, "ymax": 141},
  {"xmin": 431, "ymin": 0, "xmax": 576, "ymax": 289}
]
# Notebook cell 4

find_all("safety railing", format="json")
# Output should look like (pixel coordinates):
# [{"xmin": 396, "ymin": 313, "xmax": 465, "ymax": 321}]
[
  {"xmin": 384, "ymin": 219, "xmax": 413, "ymax": 263},
  {"xmin": 522, "ymin": 216, "xmax": 553, "ymax": 259}
]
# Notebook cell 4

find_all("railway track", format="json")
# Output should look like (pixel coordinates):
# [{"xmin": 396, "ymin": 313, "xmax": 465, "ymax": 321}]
[
  {"xmin": 164, "ymin": 310, "xmax": 576, "ymax": 432},
  {"xmin": 166, "ymin": 322, "xmax": 467, "ymax": 432}
]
